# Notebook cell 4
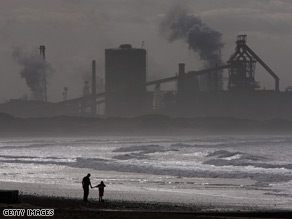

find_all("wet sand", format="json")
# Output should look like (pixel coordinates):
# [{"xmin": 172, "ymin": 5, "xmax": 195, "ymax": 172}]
[{"xmin": 1, "ymin": 195, "xmax": 292, "ymax": 219}]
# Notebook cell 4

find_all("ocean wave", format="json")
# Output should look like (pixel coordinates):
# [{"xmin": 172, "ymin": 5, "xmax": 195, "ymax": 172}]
[
  {"xmin": 204, "ymin": 159, "xmax": 292, "ymax": 170},
  {"xmin": 206, "ymin": 150, "xmax": 268, "ymax": 161},
  {"xmin": 67, "ymin": 158, "xmax": 292, "ymax": 183},
  {"xmin": 0, "ymin": 159, "xmax": 69, "ymax": 165},
  {"xmin": 0, "ymin": 155, "xmax": 75, "ymax": 163},
  {"xmin": 171, "ymin": 136, "xmax": 292, "ymax": 148},
  {"xmin": 170, "ymin": 143, "xmax": 193, "ymax": 148},
  {"xmin": 170, "ymin": 142, "xmax": 229, "ymax": 148},
  {"xmin": 204, "ymin": 150, "xmax": 292, "ymax": 170},
  {"xmin": 1, "ymin": 155, "xmax": 291, "ymax": 183},
  {"xmin": 113, "ymin": 153, "xmax": 148, "ymax": 160},
  {"xmin": 113, "ymin": 145, "xmax": 168, "ymax": 154},
  {"xmin": 0, "ymin": 143, "xmax": 57, "ymax": 150},
  {"xmin": 1, "ymin": 136, "xmax": 292, "ymax": 188}
]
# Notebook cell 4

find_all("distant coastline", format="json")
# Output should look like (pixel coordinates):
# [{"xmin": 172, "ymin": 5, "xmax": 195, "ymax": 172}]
[{"xmin": 1, "ymin": 113, "xmax": 292, "ymax": 136}]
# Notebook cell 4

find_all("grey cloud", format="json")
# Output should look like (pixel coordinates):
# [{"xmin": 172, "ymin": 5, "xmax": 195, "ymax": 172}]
[{"xmin": 201, "ymin": 7, "xmax": 292, "ymax": 35}]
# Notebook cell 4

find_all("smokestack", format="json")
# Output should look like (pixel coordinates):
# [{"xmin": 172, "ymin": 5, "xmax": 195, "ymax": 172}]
[
  {"xmin": 39, "ymin": 45, "xmax": 47, "ymax": 101},
  {"xmin": 63, "ymin": 87, "xmax": 68, "ymax": 101},
  {"xmin": 178, "ymin": 63, "xmax": 185, "ymax": 75},
  {"xmin": 39, "ymin": 45, "xmax": 46, "ymax": 59},
  {"xmin": 91, "ymin": 60, "xmax": 97, "ymax": 115},
  {"xmin": 214, "ymin": 64, "xmax": 218, "ymax": 91}
]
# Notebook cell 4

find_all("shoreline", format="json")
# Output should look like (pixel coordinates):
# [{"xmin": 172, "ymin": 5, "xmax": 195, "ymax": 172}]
[
  {"xmin": 1, "ymin": 134, "xmax": 292, "ymax": 218},
  {"xmin": 2, "ymin": 178, "xmax": 291, "ymax": 212},
  {"xmin": 1, "ymin": 194, "xmax": 292, "ymax": 219}
]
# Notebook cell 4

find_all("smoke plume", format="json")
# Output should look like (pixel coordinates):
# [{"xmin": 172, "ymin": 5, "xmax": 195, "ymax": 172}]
[
  {"xmin": 12, "ymin": 47, "xmax": 53, "ymax": 101},
  {"xmin": 160, "ymin": 6, "xmax": 224, "ymax": 68}
]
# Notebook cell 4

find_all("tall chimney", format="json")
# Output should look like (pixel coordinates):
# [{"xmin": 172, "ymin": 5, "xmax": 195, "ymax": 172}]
[
  {"xmin": 91, "ymin": 60, "xmax": 97, "ymax": 115},
  {"xmin": 178, "ymin": 63, "xmax": 185, "ymax": 75},
  {"xmin": 39, "ymin": 45, "xmax": 46, "ymax": 59},
  {"xmin": 39, "ymin": 45, "xmax": 47, "ymax": 102}
]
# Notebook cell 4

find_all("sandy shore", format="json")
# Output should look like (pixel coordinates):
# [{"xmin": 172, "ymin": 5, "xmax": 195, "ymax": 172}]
[
  {"xmin": 1, "ymin": 179, "xmax": 292, "ymax": 218},
  {"xmin": 1, "ymin": 195, "xmax": 292, "ymax": 219}
]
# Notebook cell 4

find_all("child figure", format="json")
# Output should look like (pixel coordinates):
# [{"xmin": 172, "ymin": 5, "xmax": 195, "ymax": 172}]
[{"xmin": 95, "ymin": 181, "xmax": 106, "ymax": 202}]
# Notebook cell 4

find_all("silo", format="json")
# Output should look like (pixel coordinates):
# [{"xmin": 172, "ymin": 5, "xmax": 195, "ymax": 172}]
[{"xmin": 105, "ymin": 44, "xmax": 147, "ymax": 117}]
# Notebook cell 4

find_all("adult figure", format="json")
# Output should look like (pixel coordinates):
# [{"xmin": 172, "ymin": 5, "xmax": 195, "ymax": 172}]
[{"xmin": 82, "ymin": 173, "xmax": 92, "ymax": 202}]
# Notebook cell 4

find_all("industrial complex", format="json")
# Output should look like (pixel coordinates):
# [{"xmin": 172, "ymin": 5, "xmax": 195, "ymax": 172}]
[{"xmin": 1, "ymin": 35, "xmax": 292, "ymax": 119}]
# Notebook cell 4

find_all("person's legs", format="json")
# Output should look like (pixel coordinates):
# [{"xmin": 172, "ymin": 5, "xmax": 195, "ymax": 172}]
[
  {"xmin": 83, "ymin": 187, "xmax": 89, "ymax": 202},
  {"xmin": 99, "ymin": 190, "xmax": 104, "ymax": 202}
]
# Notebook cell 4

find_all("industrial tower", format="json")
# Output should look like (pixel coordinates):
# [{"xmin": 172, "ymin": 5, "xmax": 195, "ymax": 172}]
[{"xmin": 39, "ymin": 45, "xmax": 47, "ymax": 101}]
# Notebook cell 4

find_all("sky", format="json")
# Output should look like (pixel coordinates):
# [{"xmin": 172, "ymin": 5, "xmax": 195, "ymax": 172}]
[{"xmin": 0, "ymin": 0, "xmax": 292, "ymax": 102}]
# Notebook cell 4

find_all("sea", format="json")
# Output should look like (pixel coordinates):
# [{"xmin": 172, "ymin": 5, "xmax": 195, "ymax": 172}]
[{"xmin": 0, "ymin": 135, "xmax": 292, "ymax": 210}]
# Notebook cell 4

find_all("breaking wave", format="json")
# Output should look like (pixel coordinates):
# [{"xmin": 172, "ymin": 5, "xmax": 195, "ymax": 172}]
[
  {"xmin": 68, "ymin": 158, "xmax": 292, "ymax": 183},
  {"xmin": 1, "ymin": 135, "xmax": 292, "ymax": 188},
  {"xmin": 113, "ymin": 145, "xmax": 167, "ymax": 153},
  {"xmin": 206, "ymin": 150, "xmax": 268, "ymax": 161}
]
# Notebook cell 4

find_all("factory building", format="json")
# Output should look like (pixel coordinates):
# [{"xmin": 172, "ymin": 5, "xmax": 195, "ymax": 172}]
[
  {"xmin": 3, "ymin": 35, "xmax": 292, "ymax": 120},
  {"xmin": 105, "ymin": 44, "xmax": 148, "ymax": 117}
]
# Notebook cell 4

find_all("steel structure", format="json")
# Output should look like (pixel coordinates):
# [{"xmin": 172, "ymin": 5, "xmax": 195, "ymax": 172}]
[
  {"xmin": 228, "ymin": 35, "xmax": 279, "ymax": 91},
  {"xmin": 146, "ymin": 64, "xmax": 230, "ymax": 87},
  {"xmin": 18, "ymin": 35, "xmax": 280, "ymax": 118}
]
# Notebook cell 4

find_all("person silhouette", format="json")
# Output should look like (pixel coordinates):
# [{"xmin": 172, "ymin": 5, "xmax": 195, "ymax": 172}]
[
  {"xmin": 94, "ymin": 181, "xmax": 106, "ymax": 202},
  {"xmin": 82, "ymin": 173, "xmax": 93, "ymax": 203}
]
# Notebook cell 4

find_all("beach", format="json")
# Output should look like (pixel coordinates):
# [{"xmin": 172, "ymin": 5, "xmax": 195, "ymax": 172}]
[
  {"xmin": 1, "ymin": 179, "xmax": 292, "ymax": 218},
  {"xmin": 1, "ymin": 194, "xmax": 292, "ymax": 219},
  {"xmin": 1, "ymin": 135, "xmax": 292, "ymax": 218}
]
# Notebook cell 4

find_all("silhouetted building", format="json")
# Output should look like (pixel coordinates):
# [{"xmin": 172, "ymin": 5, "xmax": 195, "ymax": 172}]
[
  {"xmin": 105, "ymin": 44, "xmax": 147, "ymax": 117},
  {"xmin": 176, "ymin": 63, "xmax": 199, "ymax": 104}
]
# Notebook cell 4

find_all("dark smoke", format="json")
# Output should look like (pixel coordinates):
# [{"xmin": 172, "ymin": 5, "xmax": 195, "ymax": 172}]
[
  {"xmin": 12, "ymin": 47, "xmax": 53, "ymax": 101},
  {"xmin": 160, "ymin": 6, "xmax": 224, "ymax": 68}
]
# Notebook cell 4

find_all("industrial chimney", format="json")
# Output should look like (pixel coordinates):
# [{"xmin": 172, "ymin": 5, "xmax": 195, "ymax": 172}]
[
  {"xmin": 63, "ymin": 87, "xmax": 68, "ymax": 101},
  {"xmin": 39, "ymin": 45, "xmax": 46, "ymax": 59},
  {"xmin": 91, "ymin": 60, "xmax": 97, "ymax": 115},
  {"xmin": 39, "ymin": 45, "xmax": 47, "ymax": 101}
]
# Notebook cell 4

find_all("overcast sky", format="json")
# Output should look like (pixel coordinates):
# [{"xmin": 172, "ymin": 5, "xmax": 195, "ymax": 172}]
[{"xmin": 1, "ymin": 0, "xmax": 292, "ymax": 102}]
